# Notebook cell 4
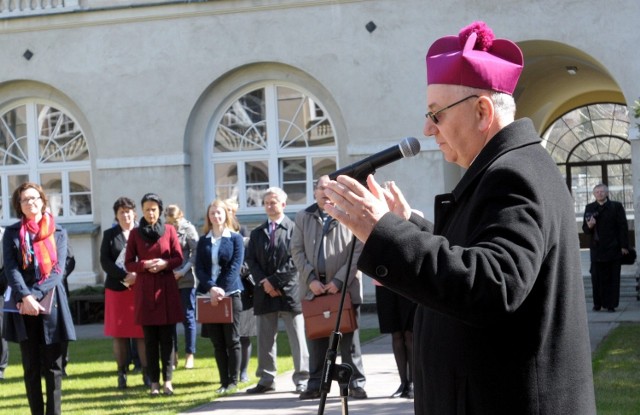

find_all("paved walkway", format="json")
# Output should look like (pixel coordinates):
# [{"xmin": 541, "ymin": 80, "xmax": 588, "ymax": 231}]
[{"xmin": 182, "ymin": 332, "xmax": 413, "ymax": 415}]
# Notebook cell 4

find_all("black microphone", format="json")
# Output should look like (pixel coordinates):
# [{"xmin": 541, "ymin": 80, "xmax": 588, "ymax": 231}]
[{"xmin": 328, "ymin": 137, "xmax": 421, "ymax": 182}]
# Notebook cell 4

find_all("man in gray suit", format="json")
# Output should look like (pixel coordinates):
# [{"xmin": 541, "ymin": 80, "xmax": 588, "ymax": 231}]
[{"xmin": 291, "ymin": 175, "xmax": 367, "ymax": 400}]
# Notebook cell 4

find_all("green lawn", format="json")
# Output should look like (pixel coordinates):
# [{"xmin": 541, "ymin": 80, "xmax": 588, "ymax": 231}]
[
  {"xmin": 2, "ymin": 323, "xmax": 640, "ymax": 414},
  {"xmin": 592, "ymin": 322, "xmax": 640, "ymax": 414},
  {"xmin": 0, "ymin": 328, "xmax": 381, "ymax": 415}
]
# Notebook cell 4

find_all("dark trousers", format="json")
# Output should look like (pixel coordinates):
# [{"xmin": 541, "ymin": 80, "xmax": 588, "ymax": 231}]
[
  {"xmin": 592, "ymin": 260, "xmax": 622, "ymax": 309},
  {"xmin": 179, "ymin": 287, "xmax": 197, "ymax": 355},
  {"xmin": 142, "ymin": 324, "xmax": 175, "ymax": 384},
  {"xmin": 20, "ymin": 316, "xmax": 63, "ymax": 415},
  {"xmin": 306, "ymin": 305, "xmax": 366, "ymax": 391},
  {"xmin": 0, "ymin": 298, "xmax": 8, "ymax": 377},
  {"xmin": 205, "ymin": 294, "xmax": 242, "ymax": 387}
]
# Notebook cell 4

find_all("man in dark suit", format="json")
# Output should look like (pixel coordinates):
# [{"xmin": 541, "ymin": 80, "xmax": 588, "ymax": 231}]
[
  {"xmin": 323, "ymin": 21, "xmax": 596, "ymax": 414},
  {"xmin": 245, "ymin": 187, "xmax": 309, "ymax": 394},
  {"xmin": 582, "ymin": 183, "xmax": 630, "ymax": 312}
]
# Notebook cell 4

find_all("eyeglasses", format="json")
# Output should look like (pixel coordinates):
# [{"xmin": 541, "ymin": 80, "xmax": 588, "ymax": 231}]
[
  {"xmin": 20, "ymin": 196, "xmax": 41, "ymax": 205},
  {"xmin": 425, "ymin": 94, "xmax": 479, "ymax": 124}
]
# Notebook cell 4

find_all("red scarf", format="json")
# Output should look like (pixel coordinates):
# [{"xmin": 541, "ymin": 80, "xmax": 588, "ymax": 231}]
[{"xmin": 20, "ymin": 212, "xmax": 58, "ymax": 283}]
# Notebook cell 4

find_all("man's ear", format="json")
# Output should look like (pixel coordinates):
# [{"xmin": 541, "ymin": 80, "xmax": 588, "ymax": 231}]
[{"xmin": 476, "ymin": 95, "xmax": 495, "ymax": 133}]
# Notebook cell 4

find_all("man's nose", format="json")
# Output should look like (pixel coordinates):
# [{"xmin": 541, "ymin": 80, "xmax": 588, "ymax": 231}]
[{"xmin": 424, "ymin": 118, "xmax": 437, "ymax": 137}]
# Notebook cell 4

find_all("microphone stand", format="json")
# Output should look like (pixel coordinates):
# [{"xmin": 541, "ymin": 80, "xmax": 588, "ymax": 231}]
[{"xmin": 317, "ymin": 235, "xmax": 358, "ymax": 415}]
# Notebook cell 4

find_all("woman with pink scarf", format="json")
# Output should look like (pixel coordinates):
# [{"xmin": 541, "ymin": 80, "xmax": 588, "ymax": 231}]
[{"xmin": 2, "ymin": 182, "xmax": 76, "ymax": 415}]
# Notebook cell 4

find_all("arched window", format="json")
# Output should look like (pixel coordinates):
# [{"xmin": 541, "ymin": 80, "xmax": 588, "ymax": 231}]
[
  {"xmin": 541, "ymin": 103, "xmax": 631, "ymax": 217},
  {"xmin": 0, "ymin": 101, "xmax": 92, "ymax": 222},
  {"xmin": 211, "ymin": 82, "xmax": 337, "ymax": 212}
]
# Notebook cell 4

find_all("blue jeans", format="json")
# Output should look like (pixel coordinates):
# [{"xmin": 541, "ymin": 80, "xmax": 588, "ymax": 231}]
[{"xmin": 179, "ymin": 287, "xmax": 197, "ymax": 354}]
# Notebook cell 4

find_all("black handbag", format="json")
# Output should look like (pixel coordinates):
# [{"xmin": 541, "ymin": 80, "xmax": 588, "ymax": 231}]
[
  {"xmin": 240, "ymin": 273, "xmax": 255, "ymax": 311},
  {"xmin": 621, "ymin": 248, "xmax": 637, "ymax": 265}
]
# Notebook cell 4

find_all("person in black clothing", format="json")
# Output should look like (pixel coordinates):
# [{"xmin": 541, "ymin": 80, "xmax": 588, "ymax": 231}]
[
  {"xmin": 582, "ymin": 183, "xmax": 630, "ymax": 312},
  {"xmin": 322, "ymin": 21, "xmax": 595, "ymax": 414},
  {"xmin": 3, "ymin": 182, "xmax": 76, "ymax": 415}
]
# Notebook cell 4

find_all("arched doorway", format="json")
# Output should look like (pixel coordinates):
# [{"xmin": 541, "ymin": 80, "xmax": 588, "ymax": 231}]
[{"xmin": 541, "ymin": 102, "xmax": 632, "ymax": 246}]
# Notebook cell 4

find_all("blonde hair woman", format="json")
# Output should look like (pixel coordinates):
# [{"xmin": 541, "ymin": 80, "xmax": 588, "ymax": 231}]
[{"xmin": 195, "ymin": 199, "xmax": 244, "ymax": 393}]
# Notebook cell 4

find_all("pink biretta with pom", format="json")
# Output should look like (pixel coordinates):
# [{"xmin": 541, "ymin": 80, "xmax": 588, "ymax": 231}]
[{"xmin": 426, "ymin": 21, "xmax": 523, "ymax": 95}]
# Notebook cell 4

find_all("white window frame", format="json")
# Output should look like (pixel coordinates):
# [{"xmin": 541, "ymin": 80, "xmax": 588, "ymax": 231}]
[
  {"xmin": 208, "ymin": 81, "xmax": 338, "ymax": 214},
  {"xmin": 0, "ymin": 100, "xmax": 92, "ymax": 224}
]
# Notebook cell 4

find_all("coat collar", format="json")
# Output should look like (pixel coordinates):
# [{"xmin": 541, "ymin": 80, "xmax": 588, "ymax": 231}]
[
  {"xmin": 451, "ymin": 118, "xmax": 541, "ymax": 201},
  {"xmin": 259, "ymin": 214, "xmax": 293, "ymax": 230}
]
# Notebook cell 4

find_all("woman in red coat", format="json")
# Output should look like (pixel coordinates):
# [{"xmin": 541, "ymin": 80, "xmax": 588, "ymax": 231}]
[{"xmin": 125, "ymin": 193, "xmax": 183, "ymax": 396}]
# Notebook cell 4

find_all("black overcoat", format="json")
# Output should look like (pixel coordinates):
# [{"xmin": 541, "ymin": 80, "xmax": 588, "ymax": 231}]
[
  {"xmin": 358, "ymin": 119, "xmax": 596, "ymax": 414},
  {"xmin": 100, "ymin": 225, "xmax": 129, "ymax": 292},
  {"xmin": 582, "ymin": 199, "xmax": 629, "ymax": 262}
]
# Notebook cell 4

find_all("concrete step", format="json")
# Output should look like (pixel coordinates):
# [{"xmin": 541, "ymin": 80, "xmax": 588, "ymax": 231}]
[{"xmin": 583, "ymin": 272, "xmax": 639, "ymax": 301}]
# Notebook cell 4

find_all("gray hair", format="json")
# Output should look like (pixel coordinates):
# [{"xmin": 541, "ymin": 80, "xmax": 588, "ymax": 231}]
[
  {"xmin": 490, "ymin": 91, "xmax": 516, "ymax": 121},
  {"xmin": 457, "ymin": 85, "xmax": 516, "ymax": 122},
  {"xmin": 262, "ymin": 187, "xmax": 287, "ymax": 203},
  {"xmin": 593, "ymin": 183, "xmax": 608, "ymax": 192}
]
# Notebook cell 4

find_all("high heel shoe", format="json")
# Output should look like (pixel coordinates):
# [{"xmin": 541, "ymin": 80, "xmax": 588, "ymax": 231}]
[
  {"xmin": 150, "ymin": 382, "xmax": 161, "ymax": 396},
  {"xmin": 142, "ymin": 367, "xmax": 151, "ymax": 387},
  {"xmin": 391, "ymin": 383, "xmax": 406, "ymax": 398},
  {"xmin": 163, "ymin": 382, "xmax": 174, "ymax": 396},
  {"xmin": 117, "ymin": 371, "xmax": 127, "ymax": 389}
]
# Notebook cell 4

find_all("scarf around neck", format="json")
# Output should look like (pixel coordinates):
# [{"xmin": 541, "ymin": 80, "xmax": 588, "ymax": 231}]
[
  {"xmin": 138, "ymin": 217, "xmax": 166, "ymax": 243},
  {"xmin": 20, "ymin": 212, "xmax": 58, "ymax": 282}
]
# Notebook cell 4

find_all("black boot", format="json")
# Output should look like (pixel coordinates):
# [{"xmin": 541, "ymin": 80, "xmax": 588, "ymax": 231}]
[
  {"xmin": 117, "ymin": 366, "xmax": 127, "ymax": 389},
  {"xmin": 402, "ymin": 382, "xmax": 414, "ymax": 399},
  {"xmin": 142, "ymin": 367, "xmax": 151, "ymax": 387}
]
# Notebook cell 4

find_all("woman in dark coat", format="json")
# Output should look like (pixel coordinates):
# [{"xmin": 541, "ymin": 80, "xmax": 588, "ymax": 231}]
[
  {"xmin": 100, "ymin": 196, "xmax": 147, "ymax": 388},
  {"xmin": 195, "ymin": 199, "xmax": 244, "ymax": 393},
  {"xmin": 124, "ymin": 193, "xmax": 183, "ymax": 396},
  {"xmin": 2, "ymin": 182, "xmax": 76, "ymax": 415}
]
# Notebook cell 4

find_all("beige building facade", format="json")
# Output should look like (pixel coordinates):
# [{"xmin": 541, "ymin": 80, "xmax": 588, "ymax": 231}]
[{"xmin": 0, "ymin": 0, "xmax": 638, "ymax": 293}]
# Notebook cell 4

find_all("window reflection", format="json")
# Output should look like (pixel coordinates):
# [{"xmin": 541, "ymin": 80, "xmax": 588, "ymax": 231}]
[
  {"xmin": 216, "ymin": 89, "xmax": 266, "ymax": 152},
  {"xmin": 0, "ymin": 102, "xmax": 92, "ymax": 221},
  {"xmin": 245, "ymin": 161, "xmax": 268, "ymax": 207},
  {"xmin": 213, "ymin": 83, "xmax": 337, "ymax": 211}
]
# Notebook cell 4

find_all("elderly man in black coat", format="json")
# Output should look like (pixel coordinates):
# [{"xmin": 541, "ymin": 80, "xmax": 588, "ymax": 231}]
[
  {"xmin": 324, "ymin": 21, "xmax": 596, "ymax": 415},
  {"xmin": 582, "ymin": 183, "xmax": 630, "ymax": 312}
]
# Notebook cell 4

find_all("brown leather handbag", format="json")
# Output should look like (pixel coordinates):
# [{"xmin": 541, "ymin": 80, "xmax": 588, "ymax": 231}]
[{"xmin": 301, "ymin": 292, "xmax": 358, "ymax": 339}]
